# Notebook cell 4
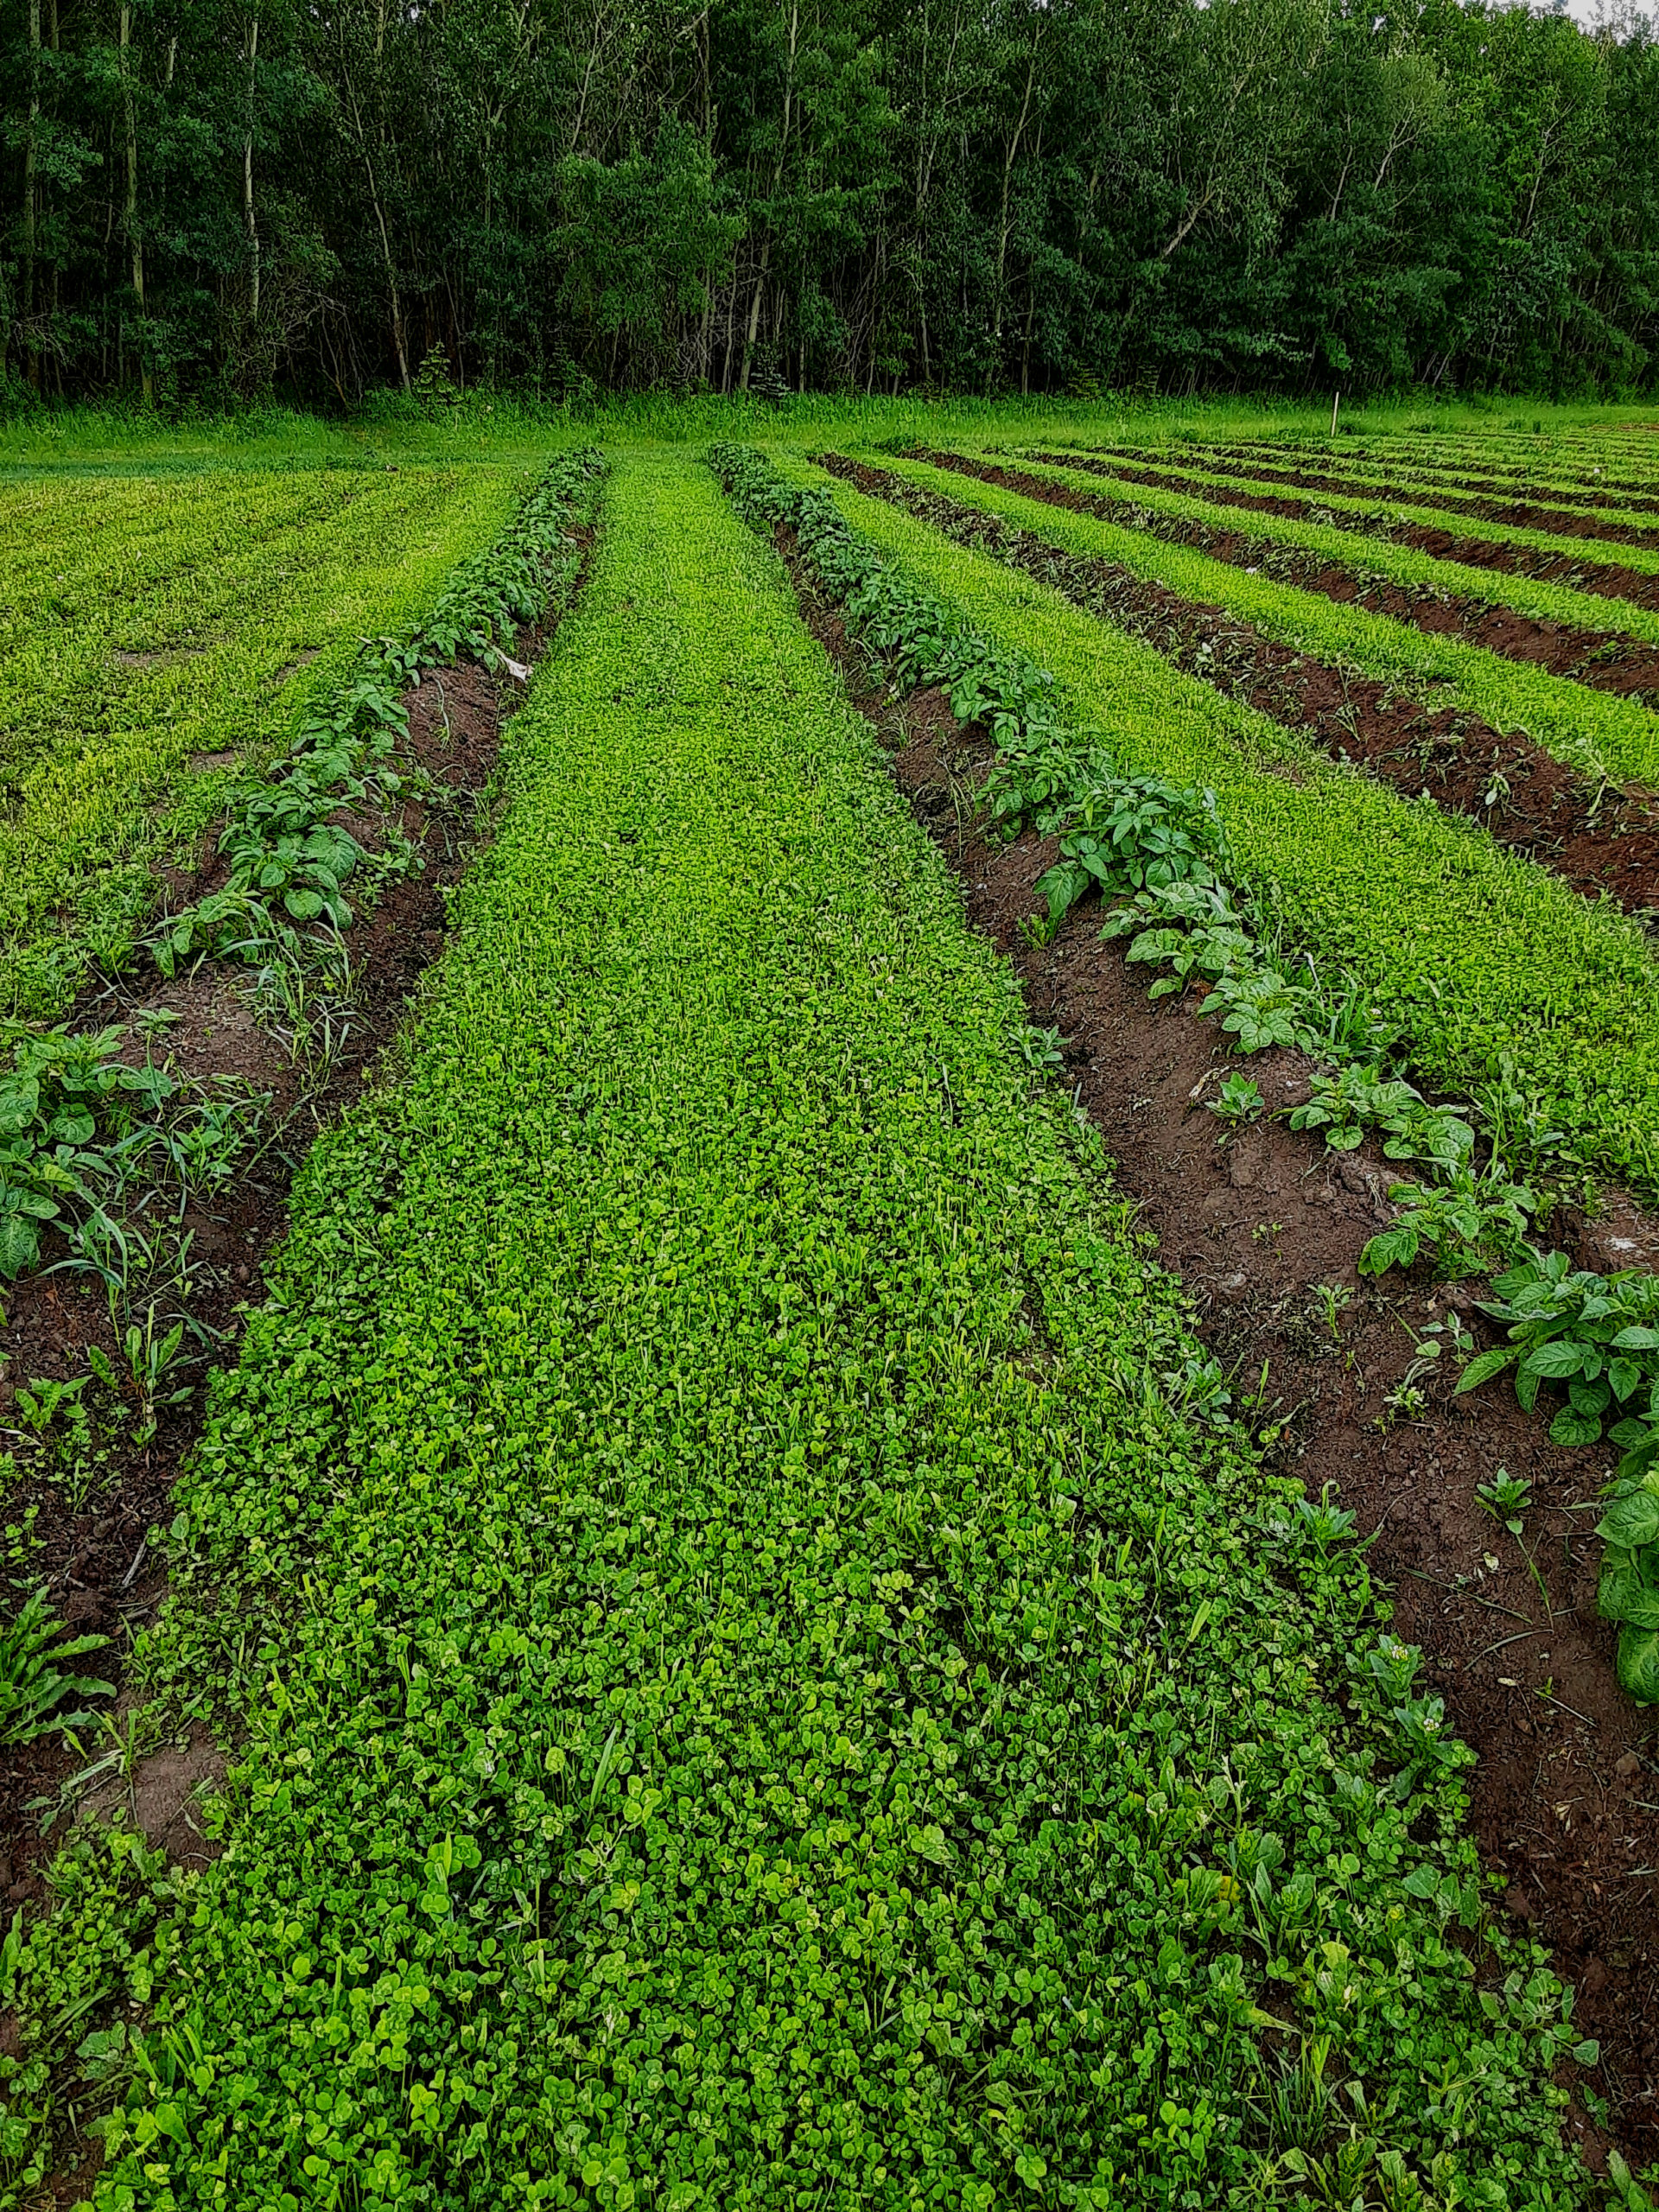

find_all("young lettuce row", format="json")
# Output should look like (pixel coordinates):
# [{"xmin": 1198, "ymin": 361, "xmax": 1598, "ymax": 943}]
[
  {"xmin": 710, "ymin": 441, "xmax": 1659, "ymax": 1706},
  {"xmin": 149, "ymin": 450, "xmax": 606, "ymax": 978}
]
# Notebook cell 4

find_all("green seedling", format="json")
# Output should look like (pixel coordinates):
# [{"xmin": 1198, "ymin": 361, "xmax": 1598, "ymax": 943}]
[
  {"xmin": 0, "ymin": 1586, "xmax": 112, "ymax": 1747},
  {"xmin": 1208, "ymin": 1072, "xmax": 1263, "ymax": 1125},
  {"xmin": 1477, "ymin": 1468, "xmax": 1533, "ymax": 1536},
  {"xmin": 1311, "ymin": 1281, "xmax": 1352, "ymax": 1341},
  {"xmin": 87, "ymin": 1306, "xmax": 190, "ymax": 1446}
]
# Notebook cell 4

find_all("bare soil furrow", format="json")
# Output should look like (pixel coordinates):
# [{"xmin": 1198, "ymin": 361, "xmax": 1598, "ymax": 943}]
[{"xmin": 823, "ymin": 454, "xmax": 1659, "ymax": 920}]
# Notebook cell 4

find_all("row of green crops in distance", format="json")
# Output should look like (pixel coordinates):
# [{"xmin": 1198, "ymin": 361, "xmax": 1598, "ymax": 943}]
[
  {"xmin": 722, "ymin": 446, "xmax": 1659, "ymax": 1715},
  {"xmin": 782, "ymin": 454, "xmax": 1659, "ymax": 1199},
  {"xmin": 1020, "ymin": 441, "xmax": 1659, "ymax": 585},
  {"xmin": 4, "ymin": 449, "xmax": 1592, "ymax": 2209},
  {"xmin": 877, "ymin": 447, "xmax": 1659, "ymax": 798},
  {"xmin": 1174, "ymin": 438, "xmax": 1659, "ymax": 510},
  {"xmin": 0, "ymin": 464, "xmax": 521, "ymax": 1016},
  {"xmin": 1079, "ymin": 439, "xmax": 1659, "ymax": 527}
]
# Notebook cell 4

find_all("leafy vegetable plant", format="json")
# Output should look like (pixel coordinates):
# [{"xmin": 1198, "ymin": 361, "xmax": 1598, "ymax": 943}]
[{"xmin": 0, "ymin": 1587, "xmax": 112, "ymax": 1747}]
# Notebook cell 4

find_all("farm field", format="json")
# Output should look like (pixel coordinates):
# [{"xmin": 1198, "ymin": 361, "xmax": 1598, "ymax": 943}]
[
  {"xmin": 0, "ymin": 465, "xmax": 520, "ymax": 1015},
  {"xmin": 4, "ymin": 417, "xmax": 1659, "ymax": 2205}
]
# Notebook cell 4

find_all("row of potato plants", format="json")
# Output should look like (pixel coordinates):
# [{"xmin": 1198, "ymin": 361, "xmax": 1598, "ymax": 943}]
[
  {"xmin": 712, "ymin": 442, "xmax": 1659, "ymax": 1707},
  {"xmin": 43, "ymin": 446, "xmax": 1595, "ymax": 2212}
]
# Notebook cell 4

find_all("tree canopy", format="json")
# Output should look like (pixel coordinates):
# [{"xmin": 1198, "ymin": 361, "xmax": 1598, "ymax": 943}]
[{"xmin": 3, "ymin": 0, "xmax": 1658, "ymax": 405}]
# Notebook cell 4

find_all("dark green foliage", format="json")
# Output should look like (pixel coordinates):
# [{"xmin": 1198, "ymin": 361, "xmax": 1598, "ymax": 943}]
[
  {"xmin": 3, "ymin": 0, "xmax": 1659, "ymax": 404},
  {"xmin": 0, "ymin": 1586, "xmax": 112, "ymax": 1746}
]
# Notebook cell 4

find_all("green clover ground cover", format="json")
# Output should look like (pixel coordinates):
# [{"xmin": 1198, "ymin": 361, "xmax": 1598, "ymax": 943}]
[
  {"xmin": 0, "ymin": 464, "xmax": 520, "ymax": 1015},
  {"xmin": 786, "ymin": 456, "xmax": 1659, "ymax": 1200},
  {"xmin": 16, "ymin": 450, "xmax": 1594, "ymax": 2209}
]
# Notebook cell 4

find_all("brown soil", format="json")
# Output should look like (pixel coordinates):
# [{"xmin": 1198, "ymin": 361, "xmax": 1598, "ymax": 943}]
[
  {"xmin": 1082, "ymin": 443, "xmax": 1659, "ymax": 552},
  {"xmin": 1025, "ymin": 448, "xmax": 1659, "ymax": 620},
  {"xmin": 779, "ymin": 529, "xmax": 1659, "ymax": 2164},
  {"xmin": 996, "ymin": 454, "xmax": 1659, "ymax": 707},
  {"xmin": 0, "ymin": 546, "xmax": 589, "ymax": 1900},
  {"xmin": 1208, "ymin": 442, "xmax": 1659, "ymax": 517},
  {"xmin": 823, "ymin": 455, "xmax": 1659, "ymax": 922}
]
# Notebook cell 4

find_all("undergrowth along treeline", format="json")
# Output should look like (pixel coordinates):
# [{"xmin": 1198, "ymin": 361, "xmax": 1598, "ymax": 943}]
[
  {"xmin": 4, "ymin": 449, "xmax": 1598, "ymax": 2208},
  {"xmin": 708, "ymin": 444, "xmax": 1659, "ymax": 1708}
]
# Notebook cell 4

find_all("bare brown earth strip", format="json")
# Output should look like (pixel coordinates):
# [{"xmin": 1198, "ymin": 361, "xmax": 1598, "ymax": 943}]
[
  {"xmin": 1209, "ymin": 442, "xmax": 1659, "ymax": 516},
  {"xmin": 820, "ymin": 454, "xmax": 1659, "ymax": 920},
  {"xmin": 1081, "ymin": 443, "xmax": 1659, "ymax": 551},
  {"xmin": 988, "ymin": 450, "xmax": 1659, "ymax": 706},
  {"xmin": 779, "ymin": 525, "xmax": 1659, "ymax": 2169},
  {"xmin": 1020, "ymin": 447, "xmax": 1659, "ymax": 618},
  {"xmin": 0, "ymin": 537, "xmax": 591, "ymax": 1893}
]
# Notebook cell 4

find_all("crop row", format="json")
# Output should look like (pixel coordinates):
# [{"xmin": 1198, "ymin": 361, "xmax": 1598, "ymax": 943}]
[
  {"xmin": 0, "ymin": 453, "xmax": 603, "ymax": 1306},
  {"xmin": 0, "ymin": 466, "xmax": 522, "ymax": 1019},
  {"xmin": 963, "ymin": 448, "xmax": 1659, "ymax": 788},
  {"xmin": 1072, "ymin": 442, "xmax": 1659, "ymax": 545},
  {"xmin": 1176, "ymin": 438, "xmax": 1659, "ymax": 515},
  {"xmin": 826, "ymin": 454, "xmax": 1656, "ymax": 921},
  {"xmin": 727, "ymin": 444, "xmax": 1659, "ymax": 1691},
  {"xmin": 10, "ymin": 446, "xmax": 1591, "ymax": 2209},
  {"xmin": 779, "ymin": 451, "xmax": 1659, "ymax": 1205}
]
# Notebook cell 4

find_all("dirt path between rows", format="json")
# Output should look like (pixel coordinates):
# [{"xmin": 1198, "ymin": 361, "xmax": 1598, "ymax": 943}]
[
  {"xmin": 823, "ymin": 455, "xmax": 1659, "ymax": 923},
  {"xmin": 779, "ymin": 522, "xmax": 1659, "ymax": 2171},
  {"xmin": 1082, "ymin": 444, "xmax": 1659, "ymax": 551},
  {"xmin": 1024, "ymin": 448, "xmax": 1659, "ymax": 620},
  {"xmin": 0, "ymin": 537, "xmax": 591, "ymax": 1920}
]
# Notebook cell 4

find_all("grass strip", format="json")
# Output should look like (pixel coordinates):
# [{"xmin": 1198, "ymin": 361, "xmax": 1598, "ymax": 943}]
[
  {"xmin": 783, "ymin": 454, "xmax": 1659, "ymax": 1201},
  {"xmin": 874, "ymin": 448, "xmax": 1659, "ymax": 796},
  {"xmin": 5, "ymin": 449, "xmax": 1591, "ymax": 2209},
  {"xmin": 0, "ymin": 466, "xmax": 521, "ymax": 1018}
]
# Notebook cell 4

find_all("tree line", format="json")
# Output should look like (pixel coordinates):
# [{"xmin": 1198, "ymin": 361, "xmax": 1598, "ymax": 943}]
[{"xmin": 4, "ymin": 0, "xmax": 1659, "ymax": 408}]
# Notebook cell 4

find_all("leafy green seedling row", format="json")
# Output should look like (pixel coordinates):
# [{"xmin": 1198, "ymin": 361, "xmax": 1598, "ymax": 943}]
[
  {"xmin": 1022, "ymin": 441, "xmax": 1659, "ymax": 588},
  {"xmin": 1166, "ymin": 439, "xmax": 1659, "ymax": 518},
  {"xmin": 5, "ymin": 450, "xmax": 1592, "ymax": 2209},
  {"xmin": 791, "ymin": 451, "xmax": 1659, "ymax": 1195},
  {"xmin": 1071, "ymin": 441, "xmax": 1659, "ymax": 539},
  {"xmin": 720, "ymin": 447, "xmax": 1659, "ymax": 1712},
  {"xmin": 905, "ymin": 448, "xmax": 1659, "ymax": 790}
]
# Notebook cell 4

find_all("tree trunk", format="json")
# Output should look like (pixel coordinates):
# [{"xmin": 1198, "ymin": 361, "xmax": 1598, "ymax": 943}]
[
  {"xmin": 243, "ymin": 16, "xmax": 260, "ymax": 324},
  {"xmin": 739, "ymin": 238, "xmax": 769, "ymax": 391},
  {"xmin": 120, "ymin": 3, "xmax": 150, "ymax": 402},
  {"xmin": 22, "ymin": 0, "xmax": 40, "ymax": 387}
]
